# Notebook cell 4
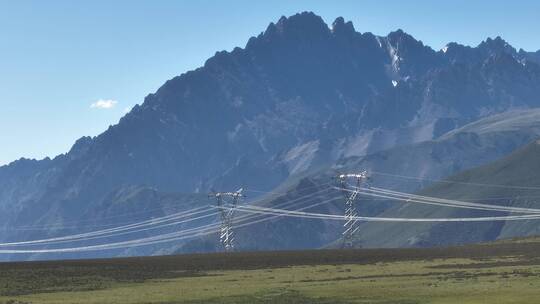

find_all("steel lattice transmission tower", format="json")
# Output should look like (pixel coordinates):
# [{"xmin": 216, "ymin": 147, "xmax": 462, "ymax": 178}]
[
  {"xmin": 208, "ymin": 188, "xmax": 245, "ymax": 252},
  {"xmin": 335, "ymin": 171, "xmax": 369, "ymax": 248}
]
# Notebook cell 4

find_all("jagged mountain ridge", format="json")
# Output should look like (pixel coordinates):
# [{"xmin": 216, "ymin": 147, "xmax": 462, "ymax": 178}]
[{"xmin": 2, "ymin": 12, "xmax": 540, "ymax": 259}]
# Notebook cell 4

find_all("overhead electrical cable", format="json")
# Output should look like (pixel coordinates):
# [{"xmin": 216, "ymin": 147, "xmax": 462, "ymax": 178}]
[
  {"xmin": 1, "ymin": 211, "xmax": 221, "ymax": 247},
  {"xmin": 235, "ymin": 204, "xmax": 540, "ymax": 222},
  {"xmin": 0, "ymin": 192, "xmax": 340, "ymax": 253},
  {"xmin": 355, "ymin": 185, "xmax": 540, "ymax": 214},
  {"xmin": 0, "ymin": 185, "xmax": 335, "ymax": 253},
  {"xmin": 1, "ymin": 204, "xmax": 206, "ymax": 231},
  {"xmin": 0, "ymin": 206, "xmax": 213, "ymax": 247},
  {"xmin": 370, "ymin": 171, "xmax": 540, "ymax": 190},
  {"xmin": 336, "ymin": 187, "xmax": 529, "ymax": 213}
]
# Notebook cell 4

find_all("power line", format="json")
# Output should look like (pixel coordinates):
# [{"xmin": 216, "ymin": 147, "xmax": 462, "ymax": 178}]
[
  {"xmin": 353, "ymin": 186, "xmax": 540, "ymax": 214},
  {"xmin": 4, "ymin": 178, "xmax": 540, "ymax": 255},
  {"xmin": 0, "ymin": 185, "xmax": 332, "ymax": 252},
  {"xmin": 2, "ymin": 211, "xmax": 220, "ymax": 248},
  {"xmin": 0, "ymin": 189, "xmax": 336, "ymax": 254},
  {"xmin": 370, "ymin": 171, "xmax": 540, "ymax": 190},
  {"xmin": 1, "ymin": 204, "xmax": 204, "ymax": 231},
  {"xmin": 235, "ymin": 204, "xmax": 540, "ymax": 222},
  {"xmin": 0, "ymin": 206, "xmax": 212, "ymax": 247}
]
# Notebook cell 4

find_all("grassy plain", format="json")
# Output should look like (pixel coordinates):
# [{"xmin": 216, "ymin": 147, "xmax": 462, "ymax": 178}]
[{"xmin": 1, "ymin": 238, "xmax": 540, "ymax": 303}]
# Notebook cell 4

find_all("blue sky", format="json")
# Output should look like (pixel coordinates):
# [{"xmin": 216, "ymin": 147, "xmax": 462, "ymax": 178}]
[{"xmin": 1, "ymin": 0, "xmax": 539, "ymax": 166}]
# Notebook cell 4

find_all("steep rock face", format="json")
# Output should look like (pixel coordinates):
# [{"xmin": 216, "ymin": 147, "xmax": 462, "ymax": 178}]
[{"xmin": 1, "ymin": 12, "xmax": 540, "ymax": 258}]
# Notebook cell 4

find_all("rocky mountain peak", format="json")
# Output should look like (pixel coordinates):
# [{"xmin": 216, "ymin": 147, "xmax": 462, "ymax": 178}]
[
  {"xmin": 331, "ymin": 16, "xmax": 356, "ymax": 36},
  {"xmin": 478, "ymin": 36, "xmax": 517, "ymax": 57},
  {"xmin": 68, "ymin": 136, "xmax": 94, "ymax": 160},
  {"xmin": 383, "ymin": 29, "xmax": 439, "ymax": 78},
  {"xmin": 441, "ymin": 42, "xmax": 469, "ymax": 53},
  {"xmin": 518, "ymin": 48, "xmax": 540, "ymax": 65},
  {"xmin": 386, "ymin": 29, "xmax": 422, "ymax": 48},
  {"xmin": 265, "ymin": 11, "xmax": 330, "ymax": 39}
]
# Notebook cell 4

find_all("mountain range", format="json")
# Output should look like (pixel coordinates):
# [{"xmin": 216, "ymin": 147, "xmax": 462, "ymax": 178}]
[{"xmin": 2, "ymin": 12, "xmax": 540, "ymax": 260}]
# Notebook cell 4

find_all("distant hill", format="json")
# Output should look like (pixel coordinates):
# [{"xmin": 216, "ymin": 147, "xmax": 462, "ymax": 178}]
[{"xmin": 353, "ymin": 139, "xmax": 540, "ymax": 248}]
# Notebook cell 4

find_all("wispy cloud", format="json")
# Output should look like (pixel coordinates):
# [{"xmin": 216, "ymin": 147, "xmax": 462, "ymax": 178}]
[{"xmin": 90, "ymin": 99, "xmax": 118, "ymax": 109}]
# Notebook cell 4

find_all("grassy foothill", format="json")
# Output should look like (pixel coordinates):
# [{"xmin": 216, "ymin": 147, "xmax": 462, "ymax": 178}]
[{"xmin": 1, "ymin": 238, "xmax": 540, "ymax": 303}]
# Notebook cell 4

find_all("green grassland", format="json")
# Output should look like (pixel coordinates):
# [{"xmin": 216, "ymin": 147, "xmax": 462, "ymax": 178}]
[{"xmin": 2, "ymin": 238, "xmax": 540, "ymax": 303}]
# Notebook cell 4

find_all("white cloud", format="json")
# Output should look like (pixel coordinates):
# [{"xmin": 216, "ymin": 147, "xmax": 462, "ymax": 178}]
[
  {"xmin": 123, "ymin": 106, "xmax": 132, "ymax": 114},
  {"xmin": 90, "ymin": 99, "xmax": 118, "ymax": 109}
]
